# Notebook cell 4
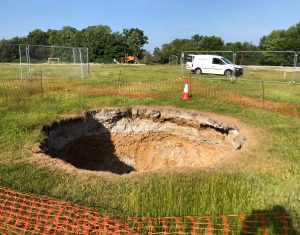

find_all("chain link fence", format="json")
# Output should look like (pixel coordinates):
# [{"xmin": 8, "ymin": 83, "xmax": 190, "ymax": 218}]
[
  {"xmin": 1, "ymin": 69, "xmax": 299, "ymax": 114},
  {"xmin": 0, "ymin": 74, "xmax": 43, "ymax": 105},
  {"xmin": 0, "ymin": 44, "xmax": 89, "ymax": 79},
  {"xmin": 1, "ymin": 47, "xmax": 299, "ymax": 110},
  {"xmin": 235, "ymin": 51, "xmax": 297, "ymax": 83},
  {"xmin": 181, "ymin": 50, "xmax": 298, "ymax": 83}
]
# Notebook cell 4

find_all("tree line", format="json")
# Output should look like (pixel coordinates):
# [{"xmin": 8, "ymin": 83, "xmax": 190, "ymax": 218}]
[
  {"xmin": 149, "ymin": 22, "xmax": 300, "ymax": 65},
  {"xmin": 0, "ymin": 22, "xmax": 299, "ymax": 65},
  {"xmin": 0, "ymin": 26, "xmax": 148, "ymax": 63}
]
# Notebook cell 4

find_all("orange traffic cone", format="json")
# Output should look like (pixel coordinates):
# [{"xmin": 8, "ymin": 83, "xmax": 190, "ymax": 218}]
[{"xmin": 182, "ymin": 79, "xmax": 189, "ymax": 100}]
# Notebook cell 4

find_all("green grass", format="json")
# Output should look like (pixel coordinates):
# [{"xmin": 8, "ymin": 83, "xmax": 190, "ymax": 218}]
[
  {"xmin": 0, "ymin": 63, "xmax": 21, "ymax": 79},
  {"xmin": 89, "ymin": 64, "xmax": 181, "ymax": 82},
  {"xmin": 184, "ymin": 67, "xmax": 299, "ymax": 82},
  {"xmin": 0, "ymin": 63, "xmax": 88, "ymax": 80},
  {"xmin": 0, "ymin": 64, "xmax": 299, "ymax": 222},
  {"xmin": 1, "ymin": 63, "xmax": 299, "ymax": 104},
  {"xmin": 200, "ymin": 78, "xmax": 300, "ymax": 104},
  {"xmin": 119, "ymin": 171, "xmax": 261, "ymax": 217}
]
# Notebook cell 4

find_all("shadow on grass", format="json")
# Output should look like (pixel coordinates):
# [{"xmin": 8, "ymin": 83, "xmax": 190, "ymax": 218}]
[{"xmin": 240, "ymin": 205, "xmax": 299, "ymax": 235}]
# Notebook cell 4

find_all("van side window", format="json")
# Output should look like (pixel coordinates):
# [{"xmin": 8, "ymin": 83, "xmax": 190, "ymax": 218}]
[{"xmin": 213, "ymin": 58, "xmax": 223, "ymax": 65}]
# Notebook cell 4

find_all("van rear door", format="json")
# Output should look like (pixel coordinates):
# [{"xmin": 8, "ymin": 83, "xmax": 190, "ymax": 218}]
[{"xmin": 186, "ymin": 55, "xmax": 194, "ymax": 70}]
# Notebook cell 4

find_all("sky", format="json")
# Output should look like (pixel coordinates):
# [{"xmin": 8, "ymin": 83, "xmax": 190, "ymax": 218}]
[{"xmin": 0, "ymin": 0, "xmax": 299, "ymax": 52}]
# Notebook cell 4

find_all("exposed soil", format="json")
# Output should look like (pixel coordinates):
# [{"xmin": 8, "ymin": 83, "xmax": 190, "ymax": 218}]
[{"xmin": 38, "ymin": 107, "xmax": 249, "ymax": 175}]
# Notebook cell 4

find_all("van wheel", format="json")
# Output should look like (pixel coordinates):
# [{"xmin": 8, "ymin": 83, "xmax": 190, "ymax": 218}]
[
  {"xmin": 224, "ymin": 70, "xmax": 232, "ymax": 77},
  {"xmin": 195, "ymin": 68, "xmax": 202, "ymax": 75}
]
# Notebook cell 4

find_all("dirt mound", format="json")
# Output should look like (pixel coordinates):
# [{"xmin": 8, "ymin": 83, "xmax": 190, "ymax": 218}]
[{"xmin": 40, "ymin": 107, "xmax": 247, "ymax": 175}]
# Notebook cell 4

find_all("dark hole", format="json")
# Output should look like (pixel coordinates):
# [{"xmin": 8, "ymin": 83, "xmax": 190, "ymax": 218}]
[{"xmin": 43, "ymin": 134, "xmax": 135, "ymax": 175}]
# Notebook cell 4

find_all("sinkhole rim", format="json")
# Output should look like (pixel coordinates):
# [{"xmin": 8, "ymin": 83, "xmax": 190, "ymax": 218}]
[{"xmin": 36, "ymin": 106, "xmax": 253, "ymax": 176}]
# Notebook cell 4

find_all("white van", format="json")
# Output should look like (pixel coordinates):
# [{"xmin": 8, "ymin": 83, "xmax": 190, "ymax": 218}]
[{"xmin": 186, "ymin": 54, "xmax": 243, "ymax": 77}]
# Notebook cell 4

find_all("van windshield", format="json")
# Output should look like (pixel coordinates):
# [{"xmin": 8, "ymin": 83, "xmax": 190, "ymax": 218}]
[{"xmin": 221, "ymin": 57, "xmax": 232, "ymax": 64}]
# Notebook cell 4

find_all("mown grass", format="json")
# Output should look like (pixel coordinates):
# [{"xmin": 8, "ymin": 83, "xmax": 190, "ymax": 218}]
[
  {"xmin": 0, "ymin": 64, "xmax": 299, "ymax": 222},
  {"xmin": 201, "ymin": 78, "xmax": 300, "ymax": 105},
  {"xmin": 183, "ymin": 67, "xmax": 299, "ymax": 81},
  {"xmin": 1, "ymin": 63, "xmax": 299, "ymax": 101},
  {"xmin": 90, "ymin": 64, "xmax": 181, "ymax": 82},
  {"xmin": 0, "ymin": 63, "xmax": 88, "ymax": 80},
  {"xmin": 0, "ymin": 94, "xmax": 299, "ymax": 219},
  {"xmin": 0, "ymin": 63, "xmax": 21, "ymax": 79}
]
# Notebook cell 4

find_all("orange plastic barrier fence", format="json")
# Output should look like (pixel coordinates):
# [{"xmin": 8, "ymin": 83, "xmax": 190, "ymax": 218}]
[
  {"xmin": 0, "ymin": 186, "xmax": 299, "ymax": 234},
  {"xmin": 0, "ymin": 186, "xmax": 131, "ymax": 234}
]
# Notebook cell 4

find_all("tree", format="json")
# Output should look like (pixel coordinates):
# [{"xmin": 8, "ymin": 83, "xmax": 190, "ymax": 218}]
[
  {"xmin": 259, "ymin": 23, "xmax": 300, "ymax": 52},
  {"xmin": 258, "ymin": 23, "xmax": 300, "ymax": 65},
  {"xmin": 0, "ymin": 25, "xmax": 149, "ymax": 64},
  {"xmin": 140, "ymin": 50, "xmax": 154, "ymax": 64},
  {"xmin": 47, "ymin": 29, "xmax": 60, "ymax": 45},
  {"xmin": 103, "ymin": 32, "xmax": 127, "ymax": 63},
  {"xmin": 153, "ymin": 35, "xmax": 224, "ymax": 64},
  {"xmin": 284, "ymin": 22, "xmax": 300, "ymax": 52},
  {"xmin": 3, "ymin": 22, "xmax": 300, "ymax": 65},
  {"xmin": 259, "ymin": 29, "xmax": 288, "ymax": 51},
  {"xmin": 25, "ymin": 29, "xmax": 50, "ymax": 62},
  {"xmin": 27, "ymin": 29, "xmax": 48, "ymax": 45},
  {"xmin": 82, "ymin": 25, "xmax": 111, "ymax": 62},
  {"xmin": 0, "ymin": 37, "xmax": 26, "ymax": 62},
  {"xmin": 152, "ymin": 47, "xmax": 162, "ymax": 64},
  {"xmin": 225, "ymin": 41, "xmax": 257, "ymax": 51},
  {"xmin": 191, "ymin": 35, "xmax": 224, "ymax": 51},
  {"xmin": 122, "ymin": 28, "xmax": 148, "ymax": 58},
  {"xmin": 62, "ymin": 26, "xmax": 82, "ymax": 46}
]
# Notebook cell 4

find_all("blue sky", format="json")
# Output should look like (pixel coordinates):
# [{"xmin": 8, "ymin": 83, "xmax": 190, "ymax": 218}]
[{"xmin": 0, "ymin": 0, "xmax": 299, "ymax": 52}]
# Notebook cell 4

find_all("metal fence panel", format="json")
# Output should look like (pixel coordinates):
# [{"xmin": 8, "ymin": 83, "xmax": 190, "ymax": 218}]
[
  {"xmin": 236, "ymin": 51, "xmax": 296, "ymax": 83},
  {"xmin": 296, "ymin": 52, "xmax": 300, "ymax": 83},
  {"xmin": 0, "ymin": 44, "xmax": 89, "ymax": 79},
  {"xmin": 181, "ymin": 50, "xmax": 298, "ymax": 83}
]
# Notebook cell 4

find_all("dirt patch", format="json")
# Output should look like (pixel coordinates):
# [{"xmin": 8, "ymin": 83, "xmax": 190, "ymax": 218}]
[{"xmin": 38, "ymin": 107, "xmax": 249, "ymax": 175}]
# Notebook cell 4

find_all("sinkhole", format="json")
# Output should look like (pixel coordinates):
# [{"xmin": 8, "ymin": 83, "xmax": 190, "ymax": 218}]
[{"xmin": 40, "ymin": 107, "xmax": 246, "ymax": 175}]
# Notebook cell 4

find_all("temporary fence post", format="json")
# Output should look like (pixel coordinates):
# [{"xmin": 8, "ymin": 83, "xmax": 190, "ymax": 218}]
[
  {"xmin": 40, "ymin": 72, "xmax": 43, "ymax": 97},
  {"xmin": 292, "ymin": 52, "xmax": 298, "ymax": 83},
  {"xmin": 118, "ymin": 70, "xmax": 121, "ymax": 95},
  {"xmin": 72, "ymin": 48, "xmax": 76, "ymax": 64},
  {"xmin": 180, "ymin": 51, "xmax": 184, "ymax": 77},
  {"xmin": 262, "ymin": 80, "xmax": 265, "ymax": 102},
  {"xmin": 19, "ymin": 45, "xmax": 23, "ymax": 79},
  {"xmin": 86, "ymin": 47, "xmax": 90, "ymax": 77},
  {"xmin": 189, "ymin": 73, "xmax": 192, "ymax": 98},
  {"xmin": 28, "ymin": 45, "xmax": 32, "ymax": 79},
  {"xmin": 232, "ymin": 51, "xmax": 236, "ymax": 64},
  {"xmin": 25, "ymin": 45, "xmax": 31, "ymax": 79},
  {"xmin": 232, "ymin": 52, "xmax": 237, "ymax": 78},
  {"xmin": 79, "ymin": 48, "xmax": 84, "ymax": 78}
]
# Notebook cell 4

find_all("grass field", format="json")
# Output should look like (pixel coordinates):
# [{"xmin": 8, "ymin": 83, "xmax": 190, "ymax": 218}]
[{"xmin": 0, "ymin": 64, "xmax": 299, "ymax": 223}]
